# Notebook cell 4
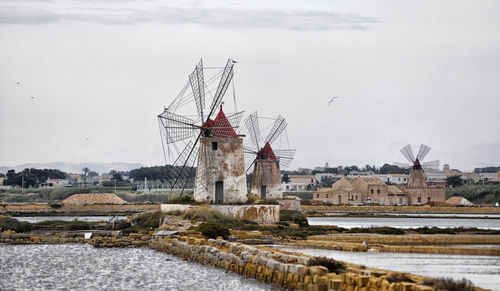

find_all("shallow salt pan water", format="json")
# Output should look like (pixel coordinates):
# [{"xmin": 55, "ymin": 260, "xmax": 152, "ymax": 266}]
[
  {"xmin": 0, "ymin": 244, "xmax": 274, "ymax": 291},
  {"xmin": 275, "ymin": 246, "xmax": 500, "ymax": 291},
  {"xmin": 307, "ymin": 216, "xmax": 500, "ymax": 229}
]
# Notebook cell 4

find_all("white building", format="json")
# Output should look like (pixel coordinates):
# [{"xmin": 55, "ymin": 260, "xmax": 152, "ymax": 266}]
[{"xmin": 282, "ymin": 182, "xmax": 307, "ymax": 192}]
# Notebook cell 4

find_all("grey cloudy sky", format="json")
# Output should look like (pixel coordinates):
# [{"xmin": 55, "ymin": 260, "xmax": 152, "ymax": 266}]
[{"xmin": 1, "ymin": 0, "xmax": 499, "ymax": 170}]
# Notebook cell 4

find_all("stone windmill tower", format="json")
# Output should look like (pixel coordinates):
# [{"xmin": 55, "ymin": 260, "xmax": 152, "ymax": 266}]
[
  {"xmin": 157, "ymin": 59, "xmax": 247, "ymax": 203},
  {"xmin": 243, "ymin": 111, "xmax": 295, "ymax": 199},
  {"xmin": 395, "ymin": 144, "xmax": 439, "ymax": 187}
]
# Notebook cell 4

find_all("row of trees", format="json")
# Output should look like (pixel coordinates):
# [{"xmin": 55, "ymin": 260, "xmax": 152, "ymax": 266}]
[
  {"xmin": 474, "ymin": 167, "xmax": 500, "ymax": 173},
  {"xmin": 282, "ymin": 163, "xmax": 410, "ymax": 177},
  {"xmin": 129, "ymin": 165, "xmax": 195, "ymax": 181},
  {"xmin": 3, "ymin": 169, "xmax": 67, "ymax": 188}
]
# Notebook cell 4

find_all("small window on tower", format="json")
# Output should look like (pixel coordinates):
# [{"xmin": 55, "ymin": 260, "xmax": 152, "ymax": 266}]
[{"xmin": 211, "ymin": 142, "xmax": 218, "ymax": 150}]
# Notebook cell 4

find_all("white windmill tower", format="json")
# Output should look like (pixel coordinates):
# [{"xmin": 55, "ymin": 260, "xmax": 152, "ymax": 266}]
[
  {"xmin": 157, "ymin": 59, "xmax": 247, "ymax": 203},
  {"xmin": 394, "ymin": 144, "xmax": 439, "ymax": 187},
  {"xmin": 243, "ymin": 111, "xmax": 295, "ymax": 199}
]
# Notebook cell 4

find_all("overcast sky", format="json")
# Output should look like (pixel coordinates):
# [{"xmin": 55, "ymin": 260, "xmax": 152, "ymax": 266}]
[{"xmin": 1, "ymin": 0, "xmax": 499, "ymax": 170}]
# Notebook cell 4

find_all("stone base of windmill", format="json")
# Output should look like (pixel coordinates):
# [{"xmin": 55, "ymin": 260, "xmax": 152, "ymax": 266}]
[{"xmin": 160, "ymin": 204, "xmax": 280, "ymax": 224}]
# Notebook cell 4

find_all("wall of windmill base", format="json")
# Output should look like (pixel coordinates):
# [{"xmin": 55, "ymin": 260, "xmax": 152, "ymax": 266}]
[
  {"xmin": 159, "ymin": 204, "xmax": 279, "ymax": 224},
  {"xmin": 210, "ymin": 205, "xmax": 280, "ymax": 224},
  {"xmin": 403, "ymin": 186, "xmax": 447, "ymax": 205},
  {"xmin": 193, "ymin": 137, "xmax": 247, "ymax": 203},
  {"xmin": 250, "ymin": 160, "xmax": 282, "ymax": 200}
]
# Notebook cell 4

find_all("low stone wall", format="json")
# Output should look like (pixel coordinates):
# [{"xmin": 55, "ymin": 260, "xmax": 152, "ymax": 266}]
[
  {"xmin": 0, "ymin": 231, "xmax": 150, "ymax": 248},
  {"xmin": 210, "ymin": 205, "xmax": 279, "ymax": 224},
  {"xmin": 1, "ymin": 203, "xmax": 160, "ymax": 216},
  {"xmin": 149, "ymin": 236, "xmax": 440, "ymax": 291}
]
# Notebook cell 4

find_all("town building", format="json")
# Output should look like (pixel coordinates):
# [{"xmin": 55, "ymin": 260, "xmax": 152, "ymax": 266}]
[
  {"xmin": 313, "ymin": 166, "xmax": 446, "ymax": 206},
  {"xmin": 42, "ymin": 179, "xmax": 69, "ymax": 188},
  {"xmin": 288, "ymin": 175, "xmax": 317, "ymax": 187}
]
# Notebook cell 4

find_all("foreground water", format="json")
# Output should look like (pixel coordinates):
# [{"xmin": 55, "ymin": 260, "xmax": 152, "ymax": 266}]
[
  {"xmin": 325, "ymin": 212, "xmax": 500, "ymax": 218},
  {"xmin": 307, "ymin": 216, "xmax": 500, "ymax": 229},
  {"xmin": 15, "ymin": 216, "xmax": 128, "ymax": 223},
  {"xmin": 276, "ymin": 246, "xmax": 500, "ymax": 291},
  {"xmin": 0, "ymin": 244, "xmax": 274, "ymax": 291}
]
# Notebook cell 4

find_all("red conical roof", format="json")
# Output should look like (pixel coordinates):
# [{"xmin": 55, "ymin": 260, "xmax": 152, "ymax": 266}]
[
  {"xmin": 257, "ymin": 142, "xmax": 276, "ymax": 160},
  {"xmin": 206, "ymin": 106, "xmax": 238, "ymax": 138},
  {"xmin": 413, "ymin": 158, "xmax": 423, "ymax": 170}
]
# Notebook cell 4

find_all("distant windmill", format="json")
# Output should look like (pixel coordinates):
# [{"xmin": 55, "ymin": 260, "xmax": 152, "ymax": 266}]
[
  {"xmin": 243, "ymin": 111, "xmax": 295, "ymax": 199},
  {"xmin": 394, "ymin": 144, "xmax": 439, "ymax": 187},
  {"xmin": 394, "ymin": 144, "xmax": 439, "ymax": 170}
]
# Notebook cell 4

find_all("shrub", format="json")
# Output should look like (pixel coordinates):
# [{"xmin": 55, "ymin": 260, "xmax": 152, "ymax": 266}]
[
  {"xmin": 130, "ymin": 211, "xmax": 165, "ymax": 228},
  {"xmin": 422, "ymin": 277, "xmax": 475, "ymax": 291},
  {"xmin": 347, "ymin": 227, "xmax": 405, "ymax": 235},
  {"xmin": 114, "ymin": 219, "xmax": 132, "ymax": 230},
  {"xmin": 309, "ymin": 256, "xmax": 345, "ymax": 273},
  {"xmin": 386, "ymin": 273, "xmax": 414, "ymax": 283},
  {"xmin": 195, "ymin": 222, "xmax": 230, "ymax": 239},
  {"xmin": 183, "ymin": 207, "xmax": 243, "ymax": 228},
  {"xmin": 279, "ymin": 210, "xmax": 309, "ymax": 227},
  {"xmin": 0, "ymin": 216, "xmax": 33, "ymax": 232}
]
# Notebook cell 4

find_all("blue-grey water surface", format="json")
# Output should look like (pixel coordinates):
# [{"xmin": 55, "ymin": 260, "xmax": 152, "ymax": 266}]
[
  {"xmin": 275, "ymin": 246, "xmax": 500, "ymax": 291},
  {"xmin": 0, "ymin": 244, "xmax": 274, "ymax": 291},
  {"xmin": 15, "ymin": 216, "xmax": 128, "ymax": 223},
  {"xmin": 307, "ymin": 216, "xmax": 500, "ymax": 229}
]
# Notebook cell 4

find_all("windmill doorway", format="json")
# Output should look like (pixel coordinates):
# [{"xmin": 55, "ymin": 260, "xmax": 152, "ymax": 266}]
[
  {"xmin": 215, "ymin": 181, "xmax": 224, "ymax": 203},
  {"xmin": 260, "ymin": 185, "xmax": 267, "ymax": 198}
]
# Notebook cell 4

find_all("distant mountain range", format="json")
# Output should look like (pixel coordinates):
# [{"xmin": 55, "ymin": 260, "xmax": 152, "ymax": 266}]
[
  {"xmin": 1, "ymin": 142, "xmax": 499, "ymax": 175},
  {"xmin": 0, "ymin": 162, "xmax": 146, "ymax": 175}
]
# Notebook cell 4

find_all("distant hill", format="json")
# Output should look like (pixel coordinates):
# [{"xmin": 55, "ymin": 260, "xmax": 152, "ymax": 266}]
[{"xmin": 0, "ymin": 162, "xmax": 145, "ymax": 175}]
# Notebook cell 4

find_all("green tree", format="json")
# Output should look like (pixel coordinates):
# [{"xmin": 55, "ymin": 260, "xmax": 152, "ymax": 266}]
[
  {"xmin": 446, "ymin": 175, "xmax": 463, "ymax": 187},
  {"xmin": 82, "ymin": 167, "xmax": 90, "ymax": 187},
  {"xmin": 112, "ymin": 173, "xmax": 123, "ymax": 181},
  {"xmin": 282, "ymin": 173, "xmax": 290, "ymax": 183}
]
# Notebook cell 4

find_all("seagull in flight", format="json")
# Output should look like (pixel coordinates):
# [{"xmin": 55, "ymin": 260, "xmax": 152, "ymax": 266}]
[{"xmin": 329, "ymin": 97, "xmax": 339, "ymax": 106}]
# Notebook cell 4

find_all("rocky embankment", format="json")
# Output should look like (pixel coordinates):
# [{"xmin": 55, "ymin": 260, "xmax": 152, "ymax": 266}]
[
  {"xmin": 0, "ymin": 231, "xmax": 150, "ymax": 248},
  {"xmin": 0, "ymin": 203, "xmax": 159, "ymax": 216}
]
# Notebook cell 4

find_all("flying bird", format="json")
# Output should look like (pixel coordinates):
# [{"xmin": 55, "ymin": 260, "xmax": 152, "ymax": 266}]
[
  {"xmin": 230, "ymin": 58, "xmax": 238, "ymax": 63},
  {"xmin": 17, "ymin": 82, "xmax": 20, "ymax": 85},
  {"xmin": 329, "ymin": 97, "xmax": 339, "ymax": 106},
  {"xmin": 30, "ymin": 96, "xmax": 35, "ymax": 99}
]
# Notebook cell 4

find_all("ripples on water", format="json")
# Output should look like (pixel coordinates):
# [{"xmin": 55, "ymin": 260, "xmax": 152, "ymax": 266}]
[
  {"xmin": 0, "ymin": 244, "xmax": 274, "ymax": 291},
  {"xmin": 276, "ymin": 246, "xmax": 500, "ymax": 291},
  {"xmin": 15, "ymin": 216, "xmax": 128, "ymax": 223},
  {"xmin": 307, "ymin": 216, "xmax": 500, "ymax": 229}
]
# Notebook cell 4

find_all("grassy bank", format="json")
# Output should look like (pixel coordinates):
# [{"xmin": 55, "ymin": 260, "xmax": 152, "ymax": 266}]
[
  {"xmin": 447, "ymin": 184, "xmax": 500, "ymax": 204},
  {"xmin": 0, "ymin": 187, "xmax": 193, "ymax": 203}
]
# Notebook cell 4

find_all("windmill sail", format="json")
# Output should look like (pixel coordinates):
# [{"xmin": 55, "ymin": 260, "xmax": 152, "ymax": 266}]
[
  {"xmin": 165, "ymin": 138, "xmax": 200, "ymax": 190},
  {"xmin": 273, "ymin": 149, "xmax": 296, "ymax": 168},
  {"xmin": 189, "ymin": 59, "xmax": 205, "ymax": 120},
  {"xmin": 244, "ymin": 111, "xmax": 261, "ymax": 147},
  {"xmin": 265, "ymin": 114, "xmax": 287, "ymax": 145},
  {"xmin": 422, "ymin": 160, "xmax": 440, "ymax": 170},
  {"xmin": 417, "ymin": 144, "xmax": 431, "ymax": 161},
  {"xmin": 208, "ymin": 59, "xmax": 234, "ymax": 121},
  {"xmin": 158, "ymin": 111, "xmax": 196, "ymax": 144},
  {"xmin": 400, "ymin": 144, "xmax": 415, "ymax": 163}
]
